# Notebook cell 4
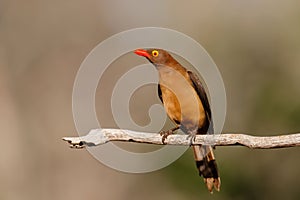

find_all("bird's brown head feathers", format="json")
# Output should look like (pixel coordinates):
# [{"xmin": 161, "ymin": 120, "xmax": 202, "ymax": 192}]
[{"xmin": 134, "ymin": 48, "xmax": 177, "ymax": 67}]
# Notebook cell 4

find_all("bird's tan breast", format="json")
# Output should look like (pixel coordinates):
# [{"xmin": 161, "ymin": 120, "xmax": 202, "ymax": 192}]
[{"xmin": 158, "ymin": 67, "xmax": 206, "ymax": 131}]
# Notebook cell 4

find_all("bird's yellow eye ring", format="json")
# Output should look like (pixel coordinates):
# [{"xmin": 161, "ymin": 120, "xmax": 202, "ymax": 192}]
[{"xmin": 152, "ymin": 50, "xmax": 159, "ymax": 57}]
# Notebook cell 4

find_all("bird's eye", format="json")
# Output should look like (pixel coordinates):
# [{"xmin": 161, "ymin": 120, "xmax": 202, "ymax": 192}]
[{"xmin": 152, "ymin": 50, "xmax": 159, "ymax": 57}]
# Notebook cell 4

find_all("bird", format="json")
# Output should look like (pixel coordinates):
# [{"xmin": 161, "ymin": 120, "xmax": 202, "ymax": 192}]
[{"xmin": 134, "ymin": 48, "xmax": 221, "ymax": 193}]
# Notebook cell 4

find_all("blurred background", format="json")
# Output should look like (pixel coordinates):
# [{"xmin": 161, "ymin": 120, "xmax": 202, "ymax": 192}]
[{"xmin": 1, "ymin": 0, "xmax": 300, "ymax": 199}]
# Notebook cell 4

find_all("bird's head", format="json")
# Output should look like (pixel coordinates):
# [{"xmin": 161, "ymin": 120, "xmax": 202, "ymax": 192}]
[{"xmin": 134, "ymin": 48, "xmax": 173, "ymax": 66}]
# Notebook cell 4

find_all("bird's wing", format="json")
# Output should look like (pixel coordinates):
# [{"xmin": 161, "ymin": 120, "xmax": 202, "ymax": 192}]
[
  {"xmin": 188, "ymin": 71, "xmax": 213, "ymax": 133},
  {"xmin": 158, "ymin": 84, "xmax": 163, "ymax": 103}
]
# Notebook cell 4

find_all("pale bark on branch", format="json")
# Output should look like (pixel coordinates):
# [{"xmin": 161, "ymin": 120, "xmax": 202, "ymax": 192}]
[{"xmin": 62, "ymin": 128, "xmax": 300, "ymax": 149}]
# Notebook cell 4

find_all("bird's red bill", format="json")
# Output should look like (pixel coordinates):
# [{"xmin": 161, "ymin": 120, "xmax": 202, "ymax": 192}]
[{"xmin": 134, "ymin": 49, "xmax": 150, "ymax": 58}]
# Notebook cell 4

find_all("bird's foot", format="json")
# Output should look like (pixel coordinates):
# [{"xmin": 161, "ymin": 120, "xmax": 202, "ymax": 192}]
[
  {"xmin": 186, "ymin": 132, "xmax": 197, "ymax": 146},
  {"xmin": 159, "ymin": 130, "xmax": 173, "ymax": 144},
  {"xmin": 159, "ymin": 126, "xmax": 179, "ymax": 144}
]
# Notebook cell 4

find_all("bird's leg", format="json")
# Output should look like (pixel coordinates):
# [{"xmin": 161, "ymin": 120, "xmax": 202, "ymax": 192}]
[{"xmin": 159, "ymin": 126, "xmax": 180, "ymax": 144}]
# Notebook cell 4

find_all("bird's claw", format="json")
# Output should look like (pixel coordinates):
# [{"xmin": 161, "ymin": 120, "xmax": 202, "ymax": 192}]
[
  {"xmin": 159, "ymin": 130, "xmax": 173, "ymax": 144},
  {"xmin": 186, "ymin": 134, "xmax": 197, "ymax": 146}
]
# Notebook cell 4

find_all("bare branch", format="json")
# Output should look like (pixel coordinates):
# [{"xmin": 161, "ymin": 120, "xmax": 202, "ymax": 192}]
[{"xmin": 62, "ymin": 128, "xmax": 300, "ymax": 149}]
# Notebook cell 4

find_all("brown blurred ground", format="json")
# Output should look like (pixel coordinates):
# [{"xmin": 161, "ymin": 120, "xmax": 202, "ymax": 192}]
[{"xmin": 0, "ymin": 1, "xmax": 300, "ymax": 200}]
